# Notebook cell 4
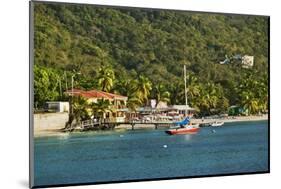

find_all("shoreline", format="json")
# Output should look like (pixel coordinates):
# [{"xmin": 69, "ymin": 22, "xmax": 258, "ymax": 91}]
[
  {"xmin": 33, "ymin": 115, "xmax": 268, "ymax": 137},
  {"xmin": 193, "ymin": 114, "xmax": 268, "ymax": 124}
]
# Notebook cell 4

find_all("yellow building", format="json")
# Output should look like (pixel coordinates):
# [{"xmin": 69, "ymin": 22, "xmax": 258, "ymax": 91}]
[{"xmin": 66, "ymin": 89, "xmax": 128, "ymax": 122}]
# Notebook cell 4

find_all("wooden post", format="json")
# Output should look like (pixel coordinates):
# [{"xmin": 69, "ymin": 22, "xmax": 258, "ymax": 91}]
[
  {"xmin": 155, "ymin": 124, "xmax": 158, "ymax": 130},
  {"xmin": 132, "ymin": 123, "xmax": 135, "ymax": 130}
]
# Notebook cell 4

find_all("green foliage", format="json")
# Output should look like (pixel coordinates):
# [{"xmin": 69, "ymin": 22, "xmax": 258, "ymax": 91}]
[
  {"xmin": 72, "ymin": 96, "xmax": 90, "ymax": 122},
  {"xmin": 67, "ymin": 97, "xmax": 111, "ymax": 126},
  {"xmin": 34, "ymin": 64, "xmax": 61, "ymax": 108},
  {"xmin": 90, "ymin": 98, "xmax": 111, "ymax": 119},
  {"xmin": 236, "ymin": 71, "xmax": 268, "ymax": 114},
  {"xmin": 127, "ymin": 96, "xmax": 142, "ymax": 112},
  {"xmin": 97, "ymin": 66, "xmax": 115, "ymax": 92},
  {"xmin": 33, "ymin": 2, "xmax": 269, "ymax": 115},
  {"xmin": 130, "ymin": 75, "xmax": 152, "ymax": 104},
  {"xmin": 152, "ymin": 84, "xmax": 170, "ymax": 105}
]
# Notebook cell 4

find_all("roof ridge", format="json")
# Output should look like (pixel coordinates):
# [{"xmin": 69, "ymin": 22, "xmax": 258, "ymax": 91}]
[{"xmin": 66, "ymin": 89, "xmax": 127, "ymax": 99}]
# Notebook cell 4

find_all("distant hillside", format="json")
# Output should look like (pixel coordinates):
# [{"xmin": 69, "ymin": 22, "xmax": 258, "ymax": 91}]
[{"xmin": 33, "ymin": 2, "xmax": 269, "ymax": 114}]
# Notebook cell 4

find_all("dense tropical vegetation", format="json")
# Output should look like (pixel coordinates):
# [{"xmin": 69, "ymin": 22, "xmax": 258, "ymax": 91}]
[
  {"xmin": 65, "ymin": 96, "xmax": 112, "ymax": 128},
  {"xmin": 33, "ymin": 2, "xmax": 269, "ymax": 116}
]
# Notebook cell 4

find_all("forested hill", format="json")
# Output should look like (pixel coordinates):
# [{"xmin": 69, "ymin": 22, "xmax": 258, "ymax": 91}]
[{"xmin": 33, "ymin": 2, "xmax": 269, "ymax": 114}]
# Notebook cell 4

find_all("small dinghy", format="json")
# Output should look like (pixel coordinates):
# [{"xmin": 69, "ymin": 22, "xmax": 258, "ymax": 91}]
[{"xmin": 209, "ymin": 121, "xmax": 224, "ymax": 127}]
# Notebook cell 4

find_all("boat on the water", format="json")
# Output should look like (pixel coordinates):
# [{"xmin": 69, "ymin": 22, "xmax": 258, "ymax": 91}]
[
  {"xmin": 165, "ymin": 117, "xmax": 200, "ymax": 135},
  {"xmin": 209, "ymin": 121, "xmax": 224, "ymax": 127},
  {"xmin": 165, "ymin": 125, "xmax": 199, "ymax": 135},
  {"xmin": 165, "ymin": 65, "xmax": 200, "ymax": 135}
]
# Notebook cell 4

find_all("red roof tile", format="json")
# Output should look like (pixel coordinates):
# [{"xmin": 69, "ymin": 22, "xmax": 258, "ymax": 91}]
[
  {"xmin": 90, "ymin": 90, "xmax": 127, "ymax": 99},
  {"xmin": 65, "ymin": 89, "xmax": 127, "ymax": 100}
]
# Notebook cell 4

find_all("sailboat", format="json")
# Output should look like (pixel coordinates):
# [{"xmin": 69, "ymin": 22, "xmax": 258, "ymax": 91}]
[
  {"xmin": 165, "ymin": 117, "xmax": 199, "ymax": 135},
  {"xmin": 165, "ymin": 65, "xmax": 200, "ymax": 135}
]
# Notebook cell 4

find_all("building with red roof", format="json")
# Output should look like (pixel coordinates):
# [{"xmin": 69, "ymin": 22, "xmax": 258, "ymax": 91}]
[
  {"xmin": 65, "ymin": 89, "xmax": 128, "ymax": 122},
  {"xmin": 65, "ymin": 89, "xmax": 127, "ymax": 101}
]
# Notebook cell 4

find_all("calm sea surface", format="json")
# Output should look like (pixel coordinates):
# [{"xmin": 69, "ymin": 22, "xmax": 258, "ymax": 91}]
[{"xmin": 34, "ymin": 120, "xmax": 269, "ymax": 186}]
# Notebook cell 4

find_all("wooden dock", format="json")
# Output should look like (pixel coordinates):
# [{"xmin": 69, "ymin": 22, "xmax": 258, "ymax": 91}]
[
  {"xmin": 79, "ymin": 120, "xmax": 175, "ymax": 131},
  {"xmin": 118, "ymin": 122, "xmax": 175, "ymax": 130}
]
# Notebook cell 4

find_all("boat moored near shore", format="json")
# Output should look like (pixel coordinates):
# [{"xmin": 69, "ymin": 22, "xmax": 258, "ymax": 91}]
[
  {"xmin": 165, "ymin": 117, "xmax": 200, "ymax": 135},
  {"xmin": 165, "ymin": 125, "xmax": 199, "ymax": 135},
  {"xmin": 209, "ymin": 121, "xmax": 224, "ymax": 127}
]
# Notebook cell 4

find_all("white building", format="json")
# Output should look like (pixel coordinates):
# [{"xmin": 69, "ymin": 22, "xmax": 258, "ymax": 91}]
[
  {"xmin": 45, "ymin": 102, "xmax": 70, "ymax": 113},
  {"xmin": 242, "ymin": 55, "xmax": 254, "ymax": 68},
  {"xmin": 169, "ymin": 105, "xmax": 196, "ymax": 115}
]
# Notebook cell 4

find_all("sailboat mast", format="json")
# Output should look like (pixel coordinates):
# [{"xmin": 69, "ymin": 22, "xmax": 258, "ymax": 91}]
[{"xmin": 184, "ymin": 65, "xmax": 188, "ymax": 116}]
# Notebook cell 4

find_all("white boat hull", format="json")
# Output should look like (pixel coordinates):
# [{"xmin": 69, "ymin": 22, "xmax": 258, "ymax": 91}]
[{"xmin": 209, "ymin": 122, "xmax": 224, "ymax": 127}]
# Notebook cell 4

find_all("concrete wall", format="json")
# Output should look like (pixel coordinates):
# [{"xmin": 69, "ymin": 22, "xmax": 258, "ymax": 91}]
[{"xmin": 34, "ymin": 112, "xmax": 69, "ymax": 132}]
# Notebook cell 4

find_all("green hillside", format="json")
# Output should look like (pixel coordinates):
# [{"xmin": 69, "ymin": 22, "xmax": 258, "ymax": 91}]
[{"xmin": 33, "ymin": 2, "xmax": 269, "ymax": 115}]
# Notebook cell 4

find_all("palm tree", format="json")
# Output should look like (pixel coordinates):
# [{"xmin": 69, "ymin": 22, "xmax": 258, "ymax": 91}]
[
  {"xmin": 153, "ymin": 84, "xmax": 170, "ymax": 105},
  {"xmin": 186, "ymin": 74, "xmax": 200, "ymax": 107},
  {"xmin": 113, "ymin": 78, "xmax": 131, "ymax": 96},
  {"xmin": 73, "ymin": 96, "xmax": 90, "ymax": 121},
  {"xmin": 197, "ymin": 83, "xmax": 219, "ymax": 115},
  {"xmin": 217, "ymin": 96, "xmax": 230, "ymax": 113},
  {"xmin": 131, "ymin": 75, "xmax": 152, "ymax": 104},
  {"xmin": 66, "ymin": 96, "xmax": 89, "ymax": 129},
  {"xmin": 240, "ymin": 92, "xmax": 259, "ymax": 115},
  {"xmin": 127, "ymin": 96, "xmax": 142, "ymax": 112},
  {"xmin": 97, "ymin": 66, "xmax": 115, "ymax": 92},
  {"xmin": 168, "ymin": 81, "xmax": 184, "ymax": 105},
  {"xmin": 187, "ymin": 84, "xmax": 200, "ymax": 100},
  {"xmin": 90, "ymin": 98, "xmax": 111, "ymax": 121},
  {"xmin": 236, "ymin": 71, "xmax": 268, "ymax": 115},
  {"xmin": 256, "ymin": 76, "xmax": 268, "ymax": 113},
  {"xmin": 197, "ymin": 91, "xmax": 210, "ymax": 115}
]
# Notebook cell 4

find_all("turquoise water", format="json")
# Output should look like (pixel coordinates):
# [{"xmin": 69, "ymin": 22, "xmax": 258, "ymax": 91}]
[{"xmin": 34, "ymin": 121, "xmax": 269, "ymax": 187}]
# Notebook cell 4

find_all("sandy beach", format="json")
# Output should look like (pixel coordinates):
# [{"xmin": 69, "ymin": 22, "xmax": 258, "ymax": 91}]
[
  {"xmin": 193, "ymin": 114, "xmax": 268, "ymax": 124},
  {"xmin": 33, "ymin": 129, "xmax": 66, "ymax": 138},
  {"xmin": 33, "ymin": 114, "xmax": 268, "ymax": 137},
  {"xmin": 115, "ymin": 114, "xmax": 268, "ymax": 130}
]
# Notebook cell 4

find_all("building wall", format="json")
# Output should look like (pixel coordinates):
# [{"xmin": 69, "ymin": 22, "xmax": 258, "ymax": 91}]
[
  {"xmin": 46, "ymin": 101, "xmax": 69, "ymax": 113},
  {"xmin": 34, "ymin": 112, "xmax": 69, "ymax": 132},
  {"xmin": 59, "ymin": 102, "xmax": 69, "ymax": 113}
]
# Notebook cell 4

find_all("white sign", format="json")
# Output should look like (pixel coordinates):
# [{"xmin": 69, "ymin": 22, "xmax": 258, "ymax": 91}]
[{"xmin": 242, "ymin": 55, "xmax": 254, "ymax": 68}]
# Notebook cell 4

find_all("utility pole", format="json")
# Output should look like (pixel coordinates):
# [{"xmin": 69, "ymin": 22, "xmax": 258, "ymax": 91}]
[
  {"xmin": 71, "ymin": 74, "xmax": 74, "ymax": 114},
  {"xmin": 71, "ymin": 73, "xmax": 81, "ymax": 114},
  {"xmin": 59, "ymin": 78, "xmax": 62, "ymax": 99},
  {"xmin": 64, "ymin": 71, "xmax": 68, "ymax": 91}
]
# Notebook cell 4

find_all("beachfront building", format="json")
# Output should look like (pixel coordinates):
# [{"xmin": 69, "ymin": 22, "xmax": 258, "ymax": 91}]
[
  {"xmin": 45, "ymin": 101, "xmax": 70, "ymax": 113},
  {"xmin": 133, "ymin": 101, "xmax": 196, "ymax": 122},
  {"xmin": 65, "ymin": 89, "xmax": 128, "ymax": 122},
  {"xmin": 228, "ymin": 105, "xmax": 248, "ymax": 116},
  {"xmin": 241, "ymin": 55, "xmax": 254, "ymax": 68},
  {"xmin": 169, "ymin": 105, "xmax": 196, "ymax": 116}
]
